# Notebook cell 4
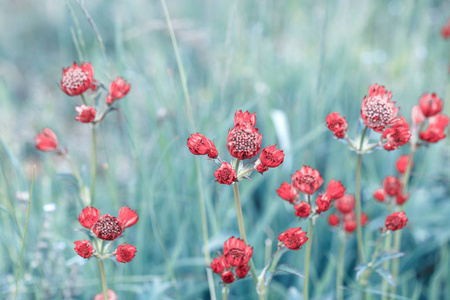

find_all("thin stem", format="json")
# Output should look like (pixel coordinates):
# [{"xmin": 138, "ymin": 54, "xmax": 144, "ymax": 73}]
[
  {"xmin": 90, "ymin": 126, "xmax": 97, "ymax": 206},
  {"xmin": 336, "ymin": 234, "xmax": 346, "ymax": 300},
  {"xmin": 14, "ymin": 166, "xmax": 35, "ymax": 300},
  {"xmin": 268, "ymin": 247, "xmax": 281, "ymax": 274},
  {"xmin": 98, "ymin": 259, "xmax": 109, "ymax": 300},
  {"xmin": 360, "ymin": 234, "xmax": 385, "ymax": 300},
  {"xmin": 222, "ymin": 284, "xmax": 229, "ymax": 300},
  {"xmin": 381, "ymin": 232, "xmax": 392, "ymax": 300},
  {"xmin": 303, "ymin": 217, "xmax": 314, "ymax": 300},
  {"xmin": 355, "ymin": 125, "xmax": 368, "ymax": 263}
]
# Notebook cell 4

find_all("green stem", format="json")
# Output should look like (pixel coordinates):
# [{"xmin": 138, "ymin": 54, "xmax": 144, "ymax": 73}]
[
  {"xmin": 336, "ymin": 234, "xmax": 346, "ymax": 300},
  {"xmin": 98, "ymin": 259, "xmax": 109, "ymax": 300},
  {"xmin": 355, "ymin": 126, "xmax": 368, "ymax": 263},
  {"xmin": 381, "ymin": 233, "xmax": 392, "ymax": 300},
  {"xmin": 14, "ymin": 166, "xmax": 35, "ymax": 300},
  {"xmin": 268, "ymin": 247, "xmax": 281, "ymax": 274},
  {"xmin": 90, "ymin": 126, "xmax": 97, "ymax": 206},
  {"xmin": 361, "ymin": 234, "xmax": 385, "ymax": 300},
  {"xmin": 303, "ymin": 217, "xmax": 314, "ymax": 300},
  {"xmin": 222, "ymin": 284, "xmax": 229, "ymax": 300}
]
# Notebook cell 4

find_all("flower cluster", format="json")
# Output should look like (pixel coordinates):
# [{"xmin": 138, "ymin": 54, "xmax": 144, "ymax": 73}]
[
  {"xmin": 278, "ymin": 227, "xmax": 308, "ymax": 250},
  {"xmin": 74, "ymin": 206, "xmax": 138, "ymax": 263},
  {"xmin": 373, "ymin": 173, "xmax": 409, "ymax": 206},
  {"xmin": 384, "ymin": 211, "xmax": 408, "ymax": 232},
  {"xmin": 412, "ymin": 93, "xmax": 448, "ymax": 144},
  {"xmin": 327, "ymin": 194, "xmax": 369, "ymax": 233},
  {"xmin": 210, "ymin": 237, "xmax": 253, "ymax": 284},
  {"xmin": 187, "ymin": 110, "xmax": 284, "ymax": 184}
]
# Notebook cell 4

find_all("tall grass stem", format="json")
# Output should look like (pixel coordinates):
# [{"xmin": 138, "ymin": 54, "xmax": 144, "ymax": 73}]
[
  {"xmin": 303, "ymin": 217, "xmax": 314, "ymax": 300},
  {"xmin": 355, "ymin": 125, "xmax": 368, "ymax": 263}
]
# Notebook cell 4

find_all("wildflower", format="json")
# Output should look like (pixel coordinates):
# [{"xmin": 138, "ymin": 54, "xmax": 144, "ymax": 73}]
[
  {"xmin": 74, "ymin": 240, "xmax": 94, "ymax": 258},
  {"xmin": 326, "ymin": 179, "xmax": 346, "ymax": 199},
  {"xmin": 75, "ymin": 105, "xmax": 96, "ymax": 123},
  {"xmin": 214, "ymin": 162, "xmax": 237, "ymax": 185},
  {"xmin": 382, "ymin": 116, "xmax": 411, "ymax": 151},
  {"xmin": 373, "ymin": 189, "xmax": 386, "ymax": 202},
  {"xmin": 115, "ymin": 244, "xmax": 137, "ymax": 263},
  {"xmin": 361, "ymin": 213, "xmax": 369, "ymax": 226},
  {"xmin": 411, "ymin": 105, "xmax": 424, "ymax": 125},
  {"xmin": 294, "ymin": 201, "xmax": 311, "ymax": 218},
  {"xmin": 256, "ymin": 145, "xmax": 284, "ymax": 174},
  {"xmin": 92, "ymin": 214, "xmax": 123, "ymax": 241},
  {"xmin": 78, "ymin": 206, "xmax": 100, "ymax": 229},
  {"xmin": 396, "ymin": 155, "xmax": 412, "ymax": 174},
  {"xmin": 187, "ymin": 133, "xmax": 219, "ymax": 159},
  {"xmin": 396, "ymin": 193, "xmax": 409, "ymax": 205},
  {"xmin": 234, "ymin": 110, "xmax": 256, "ymax": 128},
  {"xmin": 335, "ymin": 194, "xmax": 355, "ymax": 214},
  {"xmin": 326, "ymin": 112, "xmax": 348, "ymax": 138},
  {"xmin": 235, "ymin": 264, "xmax": 250, "ymax": 278},
  {"xmin": 93, "ymin": 289, "xmax": 118, "ymax": 300},
  {"xmin": 442, "ymin": 17, "xmax": 450, "ymax": 38},
  {"xmin": 227, "ymin": 125, "xmax": 262, "ymax": 160},
  {"xmin": 383, "ymin": 176, "xmax": 402, "ymax": 196},
  {"xmin": 221, "ymin": 271, "xmax": 235, "ymax": 284},
  {"xmin": 61, "ymin": 62, "xmax": 94, "ymax": 96},
  {"xmin": 419, "ymin": 125, "xmax": 446, "ymax": 143},
  {"xmin": 278, "ymin": 227, "xmax": 308, "ymax": 250},
  {"xmin": 223, "ymin": 237, "xmax": 253, "ymax": 267},
  {"xmin": 344, "ymin": 220, "xmax": 357, "ymax": 233},
  {"xmin": 385, "ymin": 211, "xmax": 408, "ymax": 231},
  {"xmin": 107, "ymin": 77, "xmax": 131, "ymax": 104},
  {"xmin": 211, "ymin": 255, "xmax": 226, "ymax": 274},
  {"xmin": 35, "ymin": 128, "xmax": 59, "ymax": 152},
  {"xmin": 316, "ymin": 194, "xmax": 332, "ymax": 212},
  {"xmin": 361, "ymin": 84, "xmax": 399, "ymax": 132},
  {"xmin": 118, "ymin": 206, "xmax": 139, "ymax": 229},
  {"xmin": 328, "ymin": 214, "xmax": 339, "ymax": 226},
  {"xmin": 419, "ymin": 93, "xmax": 443, "ymax": 118},
  {"xmin": 276, "ymin": 182, "xmax": 298, "ymax": 204},
  {"xmin": 291, "ymin": 166, "xmax": 323, "ymax": 195}
]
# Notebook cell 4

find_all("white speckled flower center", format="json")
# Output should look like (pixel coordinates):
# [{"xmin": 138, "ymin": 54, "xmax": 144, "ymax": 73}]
[
  {"xmin": 62, "ymin": 68, "xmax": 88, "ymax": 90},
  {"xmin": 363, "ymin": 96, "xmax": 394, "ymax": 128}
]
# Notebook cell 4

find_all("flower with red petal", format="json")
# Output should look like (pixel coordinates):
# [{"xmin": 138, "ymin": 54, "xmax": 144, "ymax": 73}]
[
  {"xmin": 74, "ymin": 240, "xmax": 94, "ymax": 258},
  {"xmin": 383, "ymin": 176, "xmax": 402, "ymax": 196},
  {"xmin": 75, "ymin": 105, "xmax": 96, "ymax": 123},
  {"xmin": 214, "ymin": 162, "xmax": 237, "ymax": 185},
  {"xmin": 396, "ymin": 194, "xmax": 409, "ymax": 205},
  {"xmin": 257, "ymin": 145, "xmax": 284, "ymax": 170},
  {"xmin": 276, "ymin": 182, "xmax": 298, "ymax": 204},
  {"xmin": 211, "ymin": 255, "xmax": 226, "ymax": 274},
  {"xmin": 235, "ymin": 264, "xmax": 250, "ymax": 278},
  {"xmin": 326, "ymin": 179, "xmax": 346, "ymax": 200},
  {"xmin": 61, "ymin": 62, "xmax": 94, "ymax": 96},
  {"xmin": 429, "ymin": 114, "xmax": 449, "ymax": 129},
  {"xmin": 328, "ymin": 214, "xmax": 339, "ymax": 226},
  {"xmin": 221, "ymin": 271, "xmax": 235, "ymax": 284},
  {"xmin": 385, "ymin": 211, "xmax": 408, "ymax": 231},
  {"xmin": 396, "ymin": 155, "xmax": 412, "ymax": 174},
  {"xmin": 442, "ymin": 18, "xmax": 450, "ymax": 38},
  {"xmin": 373, "ymin": 189, "xmax": 386, "ymax": 202},
  {"xmin": 223, "ymin": 237, "xmax": 253, "ymax": 267},
  {"xmin": 107, "ymin": 77, "xmax": 131, "ymax": 104},
  {"xmin": 382, "ymin": 117, "xmax": 411, "ymax": 151},
  {"xmin": 335, "ymin": 194, "xmax": 355, "ymax": 214},
  {"xmin": 118, "ymin": 206, "xmax": 139, "ymax": 229},
  {"xmin": 294, "ymin": 201, "xmax": 311, "ymax": 218},
  {"xmin": 93, "ymin": 289, "xmax": 118, "ymax": 300},
  {"xmin": 35, "ymin": 128, "xmax": 59, "ymax": 152},
  {"xmin": 187, "ymin": 133, "xmax": 219, "ymax": 159},
  {"xmin": 361, "ymin": 213, "xmax": 369, "ymax": 226},
  {"xmin": 78, "ymin": 206, "xmax": 100, "ymax": 229},
  {"xmin": 419, "ymin": 126, "xmax": 446, "ymax": 143},
  {"xmin": 316, "ymin": 194, "xmax": 332, "ymax": 212},
  {"xmin": 291, "ymin": 166, "xmax": 324, "ymax": 195},
  {"xmin": 411, "ymin": 105, "xmax": 424, "ymax": 125},
  {"xmin": 92, "ymin": 214, "xmax": 123, "ymax": 241},
  {"xmin": 326, "ymin": 112, "xmax": 348, "ymax": 138},
  {"xmin": 256, "ymin": 164, "xmax": 269, "ymax": 174},
  {"xmin": 227, "ymin": 124, "xmax": 262, "ymax": 160},
  {"xmin": 419, "ymin": 93, "xmax": 443, "ymax": 118},
  {"xmin": 344, "ymin": 220, "xmax": 357, "ymax": 233},
  {"xmin": 361, "ymin": 84, "xmax": 399, "ymax": 132},
  {"xmin": 115, "ymin": 244, "xmax": 137, "ymax": 263},
  {"xmin": 234, "ymin": 110, "xmax": 256, "ymax": 128},
  {"xmin": 278, "ymin": 227, "xmax": 308, "ymax": 250}
]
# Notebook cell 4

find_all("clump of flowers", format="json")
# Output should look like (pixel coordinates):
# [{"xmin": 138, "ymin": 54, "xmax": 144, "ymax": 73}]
[{"xmin": 327, "ymin": 194, "xmax": 369, "ymax": 233}]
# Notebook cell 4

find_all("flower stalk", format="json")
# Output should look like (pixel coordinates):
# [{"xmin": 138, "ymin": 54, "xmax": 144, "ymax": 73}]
[
  {"xmin": 355, "ymin": 126, "xmax": 368, "ymax": 263},
  {"xmin": 336, "ymin": 234, "xmax": 346, "ymax": 300},
  {"xmin": 303, "ymin": 195, "xmax": 314, "ymax": 300}
]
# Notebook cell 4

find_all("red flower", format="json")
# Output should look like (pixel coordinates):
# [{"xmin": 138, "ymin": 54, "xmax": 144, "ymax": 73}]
[
  {"xmin": 35, "ymin": 128, "xmax": 59, "ymax": 152},
  {"xmin": 361, "ymin": 213, "xmax": 369, "ymax": 226},
  {"xmin": 396, "ymin": 194, "xmax": 409, "ymax": 205},
  {"xmin": 328, "ymin": 214, "xmax": 340, "ymax": 226},
  {"xmin": 75, "ymin": 105, "xmax": 96, "ymax": 123},
  {"xmin": 326, "ymin": 179, "xmax": 346, "ymax": 200},
  {"xmin": 257, "ymin": 145, "xmax": 284, "ymax": 169},
  {"xmin": 361, "ymin": 84, "xmax": 399, "ymax": 132},
  {"xmin": 411, "ymin": 105, "xmax": 424, "ymax": 125},
  {"xmin": 382, "ymin": 116, "xmax": 411, "ymax": 151},
  {"xmin": 429, "ymin": 114, "xmax": 449, "ymax": 128},
  {"xmin": 278, "ymin": 227, "xmax": 308, "ymax": 250},
  {"xmin": 78, "ymin": 206, "xmax": 100, "ymax": 229},
  {"xmin": 74, "ymin": 240, "xmax": 94, "ymax": 258},
  {"xmin": 92, "ymin": 214, "xmax": 123, "ymax": 240},
  {"xmin": 291, "ymin": 166, "xmax": 324, "ymax": 195},
  {"xmin": 335, "ymin": 194, "xmax": 355, "ymax": 214},
  {"xmin": 223, "ymin": 237, "xmax": 253, "ymax": 267},
  {"xmin": 316, "ymin": 194, "xmax": 332, "ymax": 212},
  {"xmin": 118, "ymin": 206, "xmax": 139, "ymax": 229},
  {"xmin": 256, "ymin": 164, "xmax": 269, "ymax": 174},
  {"xmin": 235, "ymin": 264, "xmax": 250, "ymax": 278},
  {"xmin": 419, "ymin": 126, "xmax": 446, "ymax": 143},
  {"xmin": 211, "ymin": 255, "xmax": 226, "ymax": 274},
  {"xmin": 115, "ymin": 244, "xmax": 137, "ymax": 263},
  {"xmin": 326, "ymin": 112, "xmax": 348, "ymax": 138},
  {"xmin": 187, "ymin": 133, "xmax": 219, "ymax": 159},
  {"xmin": 344, "ymin": 220, "xmax": 357, "ymax": 233},
  {"xmin": 276, "ymin": 182, "xmax": 298, "ymax": 204},
  {"xmin": 396, "ymin": 155, "xmax": 412, "ymax": 174},
  {"xmin": 385, "ymin": 211, "xmax": 408, "ymax": 231},
  {"xmin": 214, "ymin": 162, "xmax": 237, "ymax": 185},
  {"xmin": 227, "ymin": 124, "xmax": 262, "ymax": 160},
  {"xmin": 93, "ymin": 289, "xmax": 118, "ymax": 300},
  {"xmin": 61, "ymin": 62, "xmax": 94, "ymax": 96},
  {"xmin": 221, "ymin": 271, "xmax": 235, "ymax": 284},
  {"xmin": 442, "ymin": 18, "xmax": 450, "ymax": 38},
  {"xmin": 383, "ymin": 176, "xmax": 402, "ymax": 196},
  {"xmin": 294, "ymin": 201, "xmax": 311, "ymax": 218},
  {"xmin": 107, "ymin": 77, "xmax": 130, "ymax": 104},
  {"xmin": 419, "ymin": 93, "xmax": 443, "ymax": 118},
  {"xmin": 234, "ymin": 110, "xmax": 256, "ymax": 128},
  {"xmin": 373, "ymin": 189, "xmax": 386, "ymax": 202}
]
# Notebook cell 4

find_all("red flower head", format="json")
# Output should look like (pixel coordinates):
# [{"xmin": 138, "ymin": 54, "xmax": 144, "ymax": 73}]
[
  {"xmin": 316, "ymin": 193, "xmax": 332, "ymax": 212},
  {"xmin": 236, "ymin": 264, "xmax": 250, "ymax": 278},
  {"xmin": 74, "ymin": 240, "xmax": 94, "ymax": 258},
  {"xmin": 419, "ymin": 93, "xmax": 443, "ymax": 118},
  {"xmin": 92, "ymin": 214, "xmax": 123, "ymax": 240},
  {"xmin": 382, "ymin": 116, "xmax": 411, "ymax": 151},
  {"xmin": 107, "ymin": 77, "xmax": 131, "ymax": 104},
  {"xmin": 383, "ymin": 176, "xmax": 402, "ymax": 196},
  {"xmin": 335, "ymin": 194, "xmax": 355, "ymax": 214},
  {"xmin": 35, "ymin": 128, "xmax": 59, "ymax": 152},
  {"xmin": 78, "ymin": 206, "xmax": 100, "ymax": 229},
  {"xmin": 419, "ymin": 126, "xmax": 446, "ymax": 143},
  {"xmin": 227, "ymin": 125, "xmax": 262, "ymax": 160},
  {"xmin": 214, "ymin": 162, "xmax": 237, "ymax": 185},
  {"xmin": 115, "ymin": 244, "xmax": 137, "ymax": 263},
  {"xmin": 411, "ymin": 105, "xmax": 425, "ymax": 125},
  {"xmin": 278, "ymin": 227, "xmax": 308, "ymax": 250},
  {"xmin": 442, "ymin": 18, "xmax": 450, "ymax": 38},
  {"xmin": 373, "ymin": 189, "xmax": 386, "ymax": 202},
  {"xmin": 118, "ymin": 206, "xmax": 139, "ymax": 229},
  {"xmin": 291, "ymin": 166, "xmax": 324, "ymax": 195},
  {"xmin": 326, "ymin": 112, "xmax": 348, "ymax": 138},
  {"xmin": 328, "ymin": 214, "xmax": 340, "ymax": 226},
  {"xmin": 75, "ymin": 105, "xmax": 96, "ymax": 123},
  {"xmin": 385, "ymin": 211, "xmax": 408, "ymax": 231},
  {"xmin": 61, "ymin": 62, "xmax": 94, "ymax": 96},
  {"xmin": 223, "ymin": 237, "xmax": 253, "ymax": 267},
  {"xmin": 276, "ymin": 182, "xmax": 298, "ymax": 204},
  {"xmin": 361, "ymin": 212, "xmax": 369, "ymax": 226},
  {"xmin": 326, "ymin": 179, "xmax": 346, "ymax": 200},
  {"xmin": 93, "ymin": 289, "xmax": 118, "ymax": 300},
  {"xmin": 396, "ymin": 155, "xmax": 413, "ymax": 174},
  {"xmin": 396, "ymin": 193, "xmax": 409, "ymax": 205},
  {"xmin": 221, "ymin": 271, "xmax": 235, "ymax": 284},
  {"xmin": 430, "ymin": 114, "xmax": 449, "ymax": 129},
  {"xmin": 294, "ymin": 201, "xmax": 311, "ymax": 218},
  {"xmin": 361, "ymin": 84, "xmax": 399, "ymax": 132},
  {"xmin": 256, "ymin": 164, "xmax": 269, "ymax": 174},
  {"xmin": 344, "ymin": 220, "xmax": 357, "ymax": 233},
  {"xmin": 234, "ymin": 110, "xmax": 256, "ymax": 128},
  {"xmin": 211, "ymin": 255, "xmax": 226, "ymax": 274},
  {"xmin": 257, "ymin": 145, "xmax": 284, "ymax": 169},
  {"xmin": 187, "ymin": 133, "xmax": 219, "ymax": 159}
]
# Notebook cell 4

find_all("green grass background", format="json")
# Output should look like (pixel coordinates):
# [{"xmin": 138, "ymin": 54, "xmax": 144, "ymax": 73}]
[{"xmin": 0, "ymin": 0, "xmax": 449, "ymax": 299}]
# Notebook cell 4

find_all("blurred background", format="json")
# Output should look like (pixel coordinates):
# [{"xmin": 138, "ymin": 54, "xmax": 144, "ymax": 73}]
[{"xmin": 0, "ymin": 0, "xmax": 449, "ymax": 299}]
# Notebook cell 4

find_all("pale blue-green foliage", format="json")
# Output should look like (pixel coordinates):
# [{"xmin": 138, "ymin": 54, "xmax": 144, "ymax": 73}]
[{"xmin": 0, "ymin": 0, "xmax": 449, "ymax": 299}]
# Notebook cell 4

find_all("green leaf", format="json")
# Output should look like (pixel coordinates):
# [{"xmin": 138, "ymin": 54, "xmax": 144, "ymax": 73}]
[
  {"xmin": 374, "ymin": 267, "xmax": 396, "ymax": 287},
  {"xmin": 355, "ymin": 264, "xmax": 369, "ymax": 281},
  {"xmin": 373, "ymin": 252, "xmax": 404, "ymax": 269},
  {"xmin": 274, "ymin": 264, "xmax": 304, "ymax": 279}
]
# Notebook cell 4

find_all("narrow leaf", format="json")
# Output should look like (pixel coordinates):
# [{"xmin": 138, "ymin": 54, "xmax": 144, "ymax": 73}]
[
  {"xmin": 373, "ymin": 251, "xmax": 404, "ymax": 269},
  {"xmin": 355, "ymin": 264, "xmax": 369, "ymax": 281},
  {"xmin": 374, "ymin": 267, "xmax": 396, "ymax": 287},
  {"xmin": 275, "ymin": 264, "xmax": 304, "ymax": 278}
]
